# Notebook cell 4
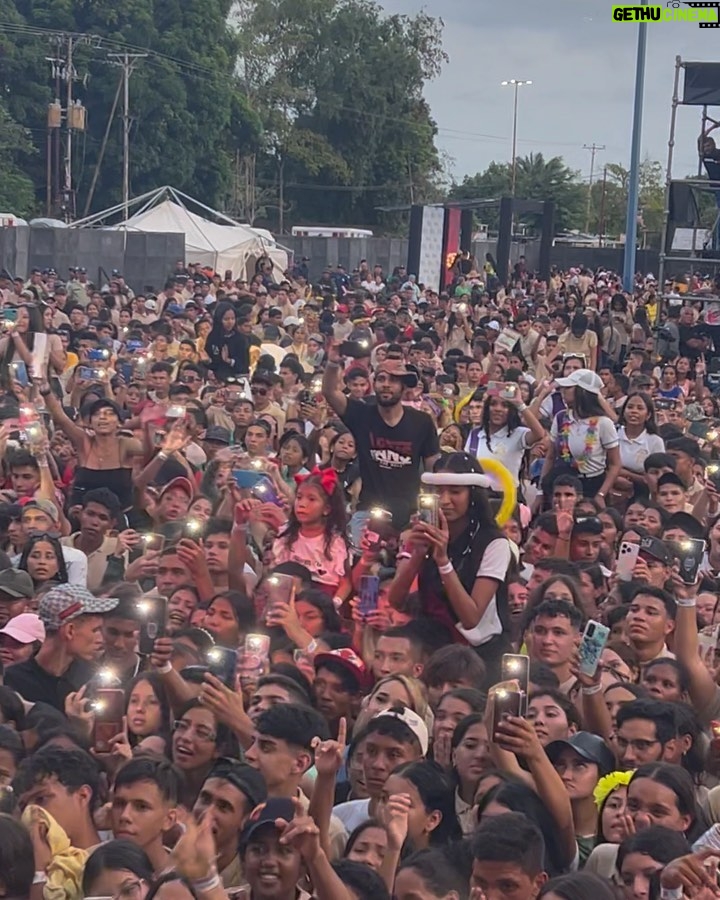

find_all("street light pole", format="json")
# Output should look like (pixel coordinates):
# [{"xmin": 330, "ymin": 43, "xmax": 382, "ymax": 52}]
[
  {"xmin": 623, "ymin": 0, "xmax": 648, "ymax": 291},
  {"xmin": 501, "ymin": 79, "xmax": 532, "ymax": 196}
]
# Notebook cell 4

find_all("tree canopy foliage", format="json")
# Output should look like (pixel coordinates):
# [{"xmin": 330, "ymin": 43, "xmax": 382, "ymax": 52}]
[{"xmin": 0, "ymin": 0, "xmax": 446, "ymax": 228}]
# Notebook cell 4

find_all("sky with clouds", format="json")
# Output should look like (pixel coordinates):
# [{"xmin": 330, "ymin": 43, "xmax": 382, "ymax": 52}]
[{"xmin": 382, "ymin": 0, "xmax": 720, "ymax": 186}]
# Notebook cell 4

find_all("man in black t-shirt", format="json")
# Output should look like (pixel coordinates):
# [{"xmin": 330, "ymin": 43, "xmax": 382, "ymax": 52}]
[
  {"xmin": 678, "ymin": 304, "xmax": 710, "ymax": 360},
  {"xmin": 322, "ymin": 354, "xmax": 440, "ymax": 543},
  {"xmin": 5, "ymin": 583, "xmax": 117, "ymax": 711}
]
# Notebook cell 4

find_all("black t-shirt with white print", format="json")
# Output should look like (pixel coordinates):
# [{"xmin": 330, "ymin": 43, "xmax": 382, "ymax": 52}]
[{"xmin": 341, "ymin": 398, "xmax": 439, "ymax": 528}]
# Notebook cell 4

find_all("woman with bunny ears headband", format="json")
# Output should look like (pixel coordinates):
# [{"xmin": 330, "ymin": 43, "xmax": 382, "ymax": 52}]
[{"xmin": 387, "ymin": 452, "xmax": 515, "ymax": 683}]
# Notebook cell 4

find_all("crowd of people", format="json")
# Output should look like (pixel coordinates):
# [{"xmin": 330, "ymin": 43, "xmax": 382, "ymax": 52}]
[{"xmin": 0, "ymin": 258, "xmax": 720, "ymax": 899}]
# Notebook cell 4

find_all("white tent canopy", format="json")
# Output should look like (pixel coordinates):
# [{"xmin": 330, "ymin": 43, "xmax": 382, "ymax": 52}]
[{"xmin": 71, "ymin": 186, "xmax": 289, "ymax": 280}]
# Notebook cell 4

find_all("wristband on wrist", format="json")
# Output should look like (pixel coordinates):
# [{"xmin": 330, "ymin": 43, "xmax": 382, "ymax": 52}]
[
  {"xmin": 156, "ymin": 450, "xmax": 169, "ymax": 461},
  {"xmin": 582, "ymin": 683, "xmax": 603, "ymax": 696},
  {"xmin": 517, "ymin": 402, "xmax": 528, "ymax": 413},
  {"xmin": 191, "ymin": 870, "xmax": 221, "ymax": 893},
  {"xmin": 438, "ymin": 561, "xmax": 454, "ymax": 576},
  {"xmin": 157, "ymin": 661, "xmax": 172, "ymax": 674},
  {"xmin": 660, "ymin": 887, "xmax": 683, "ymax": 900},
  {"xmin": 304, "ymin": 638, "xmax": 319, "ymax": 654},
  {"xmin": 676, "ymin": 597, "xmax": 697, "ymax": 608},
  {"xmin": 33, "ymin": 873, "xmax": 47, "ymax": 885}
]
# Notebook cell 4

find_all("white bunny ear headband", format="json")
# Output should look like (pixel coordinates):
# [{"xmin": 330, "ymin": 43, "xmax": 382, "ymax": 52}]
[{"xmin": 421, "ymin": 472, "xmax": 491, "ymax": 489}]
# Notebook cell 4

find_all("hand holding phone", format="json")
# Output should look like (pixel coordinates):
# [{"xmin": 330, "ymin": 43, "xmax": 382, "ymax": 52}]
[
  {"xmin": 501, "ymin": 654, "xmax": 529, "ymax": 714},
  {"xmin": 239, "ymin": 633, "xmax": 270, "ymax": 687},
  {"xmin": 358, "ymin": 575, "xmax": 380, "ymax": 617},
  {"xmin": 616, "ymin": 541, "xmax": 640, "ymax": 582},
  {"xmin": 265, "ymin": 573, "xmax": 295, "ymax": 621},
  {"xmin": 206, "ymin": 646, "xmax": 238, "ymax": 687},
  {"xmin": 92, "ymin": 688, "xmax": 125, "ymax": 753},
  {"xmin": 136, "ymin": 596, "xmax": 167, "ymax": 655},
  {"xmin": 578, "ymin": 620, "xmax": 610, "ymax": 677},
  {"xmin": 417, "ymin": 493, "xmax": 440, "ymax": 528},
  {"xmin": 492, "ymin": 689, "xmax": 522, "ymax": 739}
]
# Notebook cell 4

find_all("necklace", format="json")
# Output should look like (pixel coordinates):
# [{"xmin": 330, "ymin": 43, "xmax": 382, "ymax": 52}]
[{"xmin": 558, "ymin": 413, "xmax": 599, "ymax": 467}]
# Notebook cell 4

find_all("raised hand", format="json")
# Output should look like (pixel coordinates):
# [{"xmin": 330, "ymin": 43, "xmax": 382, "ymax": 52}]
[
  {"xmin": 170, "ymin": 807, "xmax": 218, "ymax": 881},
  {"xmin": 312, "ymin": 717, "xmax": 347, "ymax": 778},
  {"xmin": 378, "ymin": 792, "xmax": 411, "ymax": 852}
]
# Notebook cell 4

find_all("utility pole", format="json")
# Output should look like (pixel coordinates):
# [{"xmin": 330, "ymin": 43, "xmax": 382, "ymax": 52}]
[
  {"xmin": 623, "ymin": 0, "xmax": 648, "ymax": 291},
  {"xmin": 64, "ymin": 35, "xmax": 74, "ymax": 201},
  {"xmin": 598, "ymin": 165, "xmax": 608, "ymax": 247},
  {"xmin": 108, "ymin": 52, "xmax": 147, "ymax": 220},
  {"xmin": 583, "ymin": 142, "xmax": 605, "ymax": 234},
  {"xmin": 83, "ymin": 72, "xmax": 123, "ymax": 217},
  {"xmin": 46, "ymin": 34, "xmax": 87, "ymax": 220}
]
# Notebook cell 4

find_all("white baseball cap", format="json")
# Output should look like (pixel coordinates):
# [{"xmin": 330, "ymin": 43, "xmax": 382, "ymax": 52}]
[
  {"xmin": 555, "ymin": 368, "xmax": 603, "ymax": 395},
  {"xmin": 375, "ymin": 707, "xmax": 429, "ymax": 755}
]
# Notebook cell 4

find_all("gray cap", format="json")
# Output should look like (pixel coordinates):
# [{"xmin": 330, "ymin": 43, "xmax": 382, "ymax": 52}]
[
  {"xmin": 38, "ymin": 584, "xmax": 118, "ymax": 631},
  {"xmin": 0, "ymin": 568, "xmax": 34, "ymax": 599}
]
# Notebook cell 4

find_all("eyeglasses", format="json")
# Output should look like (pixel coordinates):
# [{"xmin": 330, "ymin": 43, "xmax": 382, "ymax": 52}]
[
  {"xmin": 251, "ymin": 387, "xmax": 268, "ymax": 396},
  {"xmin": 172, "ymin": 719, "xmax": 217, "ymax": 742},
  {"xmin": 601, "ymin": 662, "xmax": 631, "ymax": 682}
]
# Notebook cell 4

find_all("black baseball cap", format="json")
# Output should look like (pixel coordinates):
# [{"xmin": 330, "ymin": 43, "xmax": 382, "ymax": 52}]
[
  {"xmin": 239, "ymin": 797, "xmax": 295, "ymax": 845},
  {"xmin": 207, "ymin": 759, "xmax": 267, "ymax": 809},
  {"xmin": 545, "ymin": 731, "xmax": 615, "ymax": 776},
  {"xmin": 639, "ymin": 535, "xmax": 672, "ymax": 566}
]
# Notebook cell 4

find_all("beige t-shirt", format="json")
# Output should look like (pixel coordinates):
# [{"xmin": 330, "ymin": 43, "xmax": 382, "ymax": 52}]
[{"xmin": 557, "ymin": 330, "xmax": 598, "ymax": 365}]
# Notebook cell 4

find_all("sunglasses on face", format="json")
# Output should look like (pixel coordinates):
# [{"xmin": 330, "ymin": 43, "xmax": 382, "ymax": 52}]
[{"xmin": 251, "ymin": 386, "xmax": 268, "ymax": 396}]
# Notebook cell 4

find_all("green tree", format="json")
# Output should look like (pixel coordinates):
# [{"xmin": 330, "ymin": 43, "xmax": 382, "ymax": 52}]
[
  {"xmin": 0, "ymin": 100, "xmax": 37, "ymax": 216},
  {"xmin": 449, "ymin": 154, "xmax": 584, "ymax": 233},
  {"xmin": 233, "ymin": 0, "xmax": 446, "ymax": 231},
  {"xmin": 589, "ymin": 158, "xmax": 665, "ymax": 246},
  {"xmin": 0, "ymin": 0, "xmax": 263, "ymax": 216}
]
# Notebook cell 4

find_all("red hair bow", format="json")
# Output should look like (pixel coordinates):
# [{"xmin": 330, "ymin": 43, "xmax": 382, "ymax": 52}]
[{"xmin": 294, "ymin": 466, "xmax": 339, "ymax": 496}]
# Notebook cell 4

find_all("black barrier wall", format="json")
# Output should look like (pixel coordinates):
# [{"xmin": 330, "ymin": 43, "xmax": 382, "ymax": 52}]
[
  {"xmin": 0, "ymin": 226, "xmax": 184, "ymax": 293},
  {"xmin": 0, "ymin": 227, "xmax": 673, "ymax": 291}
]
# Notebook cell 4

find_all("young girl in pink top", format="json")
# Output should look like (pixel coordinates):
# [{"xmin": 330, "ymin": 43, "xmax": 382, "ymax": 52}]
[{"xmin": 271, "ymin": 467, "xmax": 350, "ymax": 598}]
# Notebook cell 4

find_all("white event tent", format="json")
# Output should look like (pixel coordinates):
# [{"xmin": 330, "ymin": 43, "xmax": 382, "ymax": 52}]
[{"xmin": 70, "ymin": 186, "xmax": 289, "ymax": 280}]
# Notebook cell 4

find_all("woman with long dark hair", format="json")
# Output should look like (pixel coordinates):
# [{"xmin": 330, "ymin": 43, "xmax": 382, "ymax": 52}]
[
  {"xmin": 614, "ymin": 392, "xmax": 664, "ymax": 498},
  {"xmin": 0, "ymin": 304, "xmax": 65, "ymax": 388},
  {"xmin": 468, "ymin": 389, "xmax": 544, "ymax": 485},
  {"xmin": 18, "ymin": 532, "xmax": 68, "ymax": 589},
  {"xmin": 205, "ymin": 302, "xmax": 249, "ymax": 378},
  {"xmin": 321, "ymin": 430, "xmax": 360, "ymax": 511},
  {"xmin": 388, "ymin": 452, "xmax": 513, "ymax": 679},
  {"xmin": 476, "ymin": 780, "xmax": 571, "ymax": 877},
  {"xmin": 83, "ymin": 839, "xmax": 154, "ymax": 900},
  {"xmin": 125, "ymin": 672, "xmax": 172, "ymax": 752},
  {"xmin": 541, "ymin": 369, "xmax": 620, "ymax": 502},
  {"xmin": 378, "ymin": 759, "xmax": 462, "ymax": 851}
]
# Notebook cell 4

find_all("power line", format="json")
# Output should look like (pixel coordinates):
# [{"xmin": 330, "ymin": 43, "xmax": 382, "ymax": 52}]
[{"xmin": 2, "ymin": 20, "xmax": 618, "ymax": 154}]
